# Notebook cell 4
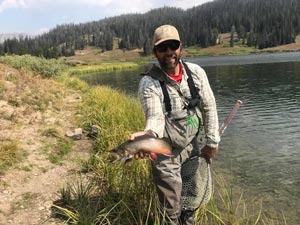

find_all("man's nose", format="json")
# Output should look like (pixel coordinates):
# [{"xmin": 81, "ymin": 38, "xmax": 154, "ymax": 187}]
[{"xmin": 165, "ymin": 46, "xmax": 174, "ymax": 53}]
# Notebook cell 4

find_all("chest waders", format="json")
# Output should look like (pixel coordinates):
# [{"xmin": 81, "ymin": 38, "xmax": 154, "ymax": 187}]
[
  {"xmin": 160, "ymin": 62, "xmax": 212, "ymax": 211},
  {"xmin": 145, "ymin": 62, "xmax": 212, "ymax": 225}
]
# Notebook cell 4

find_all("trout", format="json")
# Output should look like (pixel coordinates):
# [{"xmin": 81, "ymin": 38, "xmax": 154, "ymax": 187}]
[{"xmin": 110, "ymin": 134, "xmax": 172, "ymax": 163}]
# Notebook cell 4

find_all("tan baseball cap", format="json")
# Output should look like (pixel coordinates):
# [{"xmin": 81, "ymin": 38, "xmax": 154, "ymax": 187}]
[{"xmin": 153, "ymin": 24, "xmax": 180, "ymax": 46}]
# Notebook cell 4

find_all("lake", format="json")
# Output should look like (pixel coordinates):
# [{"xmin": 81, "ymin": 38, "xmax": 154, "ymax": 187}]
[{"xmin": 80, "ymin": 52, "xmax": 300, "ymax": 225}]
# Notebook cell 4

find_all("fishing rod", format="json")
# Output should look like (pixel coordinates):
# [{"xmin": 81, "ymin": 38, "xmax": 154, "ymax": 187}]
[
  {"xmin": 198, "ymin": 99, "xmax": 243, "ymax": 163},
  {"xmin": 219, "ymin": 100, "xmax": 243, "ymax": 136}
]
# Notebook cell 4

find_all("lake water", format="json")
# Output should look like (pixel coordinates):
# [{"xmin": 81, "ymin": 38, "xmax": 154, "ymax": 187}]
[{"xmin": 80, "ymin": 52, "xmax": 300, "ymax": 224}]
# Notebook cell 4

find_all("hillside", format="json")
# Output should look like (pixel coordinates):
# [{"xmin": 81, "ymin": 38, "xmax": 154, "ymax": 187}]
[
  {"xmin": 0, "ymin": 63, "xmax": 92, "ymax": 225},
  {"xmin": 61, "ymin": 34, "xmax": 300, "ymax": 64}
]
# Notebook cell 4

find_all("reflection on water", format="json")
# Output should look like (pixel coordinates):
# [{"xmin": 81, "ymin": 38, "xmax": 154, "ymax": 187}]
[
  {"xmin": 206, "ymin": 62, "xmax": 300, "ymax": 225},
  {"xmin": 79, "ymin": 57, "xmax": 300, "ymax": 225}
]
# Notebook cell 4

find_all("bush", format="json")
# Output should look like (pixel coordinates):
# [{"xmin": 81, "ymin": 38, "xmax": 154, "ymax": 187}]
[{"xmin": 0, "ymin": 54, "xmax": 69, "ymax": 78}]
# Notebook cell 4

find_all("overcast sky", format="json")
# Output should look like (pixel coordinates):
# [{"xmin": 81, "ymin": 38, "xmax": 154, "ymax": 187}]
[{"xmin": 0, "ymin": 0, "xmax": 213, "ymax": 34}]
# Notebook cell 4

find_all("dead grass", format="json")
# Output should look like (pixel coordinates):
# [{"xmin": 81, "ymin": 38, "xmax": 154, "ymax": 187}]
[{"xmin": 0, "ymin": 140, "xmax": 22, "ymax": 174}]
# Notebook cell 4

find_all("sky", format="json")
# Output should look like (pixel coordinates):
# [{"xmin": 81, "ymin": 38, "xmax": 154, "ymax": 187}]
[{"xmin": 0, "ymin": 0, "xmax": 213, "ymax": 34}]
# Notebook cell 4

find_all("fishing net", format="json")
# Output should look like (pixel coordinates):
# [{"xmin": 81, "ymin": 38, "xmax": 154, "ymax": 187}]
[{"xmin": 181, "ymin": 156, "xmax": 212, "ymax": 211}]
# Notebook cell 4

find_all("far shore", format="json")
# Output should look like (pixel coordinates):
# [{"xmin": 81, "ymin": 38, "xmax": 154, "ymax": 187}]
[{"xmin": 61, "ymin": 34, "xmax": 300, "ymax": 66}]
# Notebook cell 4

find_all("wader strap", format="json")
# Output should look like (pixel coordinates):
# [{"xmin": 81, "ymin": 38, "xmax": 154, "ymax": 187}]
[
  {"xmin": 182, "ymin": 62, "xmax": 198, "ymax": 100},
  {"xmin": 159, "ymin": 80, "xmax": 172, "ymax": 113},
  {"xmin": 159, "ymin": 62, "xmax": 199, "ymax": 112}
]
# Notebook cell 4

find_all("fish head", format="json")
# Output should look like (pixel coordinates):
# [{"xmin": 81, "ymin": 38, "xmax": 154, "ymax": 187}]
[{"xmin": 109, "ymin": 145, "xmax": 132, "ymax": 163}]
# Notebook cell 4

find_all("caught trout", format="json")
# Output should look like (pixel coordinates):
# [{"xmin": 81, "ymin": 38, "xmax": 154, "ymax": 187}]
[{"xmin": 110, "ymin": 134, "xmax": 172, "ymax": 163}]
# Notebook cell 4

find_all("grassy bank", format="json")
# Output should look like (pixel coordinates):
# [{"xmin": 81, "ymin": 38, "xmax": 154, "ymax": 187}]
[
  {"xmin": 0, "ymin": 55, "xmax": 285, "ymax": 225},
  {"xmin": 68, "ymin": 62, "xmax": 144, "ymax": 76},
  {"xmin": 56, "ymin": 85, "xmax": 284, "ymax": 225}
]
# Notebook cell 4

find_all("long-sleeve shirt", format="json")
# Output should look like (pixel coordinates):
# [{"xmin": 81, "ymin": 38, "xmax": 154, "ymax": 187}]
[{"xmin": 138, "ymin": 60, "xmax": 220, "ymax": 148}]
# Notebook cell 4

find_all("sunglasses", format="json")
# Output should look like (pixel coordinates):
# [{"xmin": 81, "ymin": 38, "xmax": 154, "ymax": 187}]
[{"xmin": 155, "ymin": 41, "xmax": 181, "ymax": 52}]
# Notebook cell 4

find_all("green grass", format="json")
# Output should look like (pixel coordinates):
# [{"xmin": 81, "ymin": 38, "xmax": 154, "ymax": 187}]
[
  {"xmin": 42, "ymin": 136, "xmax": 73, "ymax": 164},
  {"xmin": 52, "ymin": 86, "xmax": 285, "ymax": 225},
  {"xmin": 0, "ymin": 54, "xmax": 69, "ymax": 77},
  {"xmin": 68, "ymin": 62, "xmax": 144, "ymax": 76},
  {"xmin": 79, "ymin": 86, "xmax": 145, "ymax": 152}
]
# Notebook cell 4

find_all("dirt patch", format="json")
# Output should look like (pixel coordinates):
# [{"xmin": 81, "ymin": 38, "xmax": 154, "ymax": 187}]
[{"xmin": 0, "ymin": 64, "xmax": 93, "ymax": 225}]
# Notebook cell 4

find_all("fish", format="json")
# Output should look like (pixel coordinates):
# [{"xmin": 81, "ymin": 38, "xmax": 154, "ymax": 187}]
[{"xmin": 110, "ymin": 134, "xmax": 172, "ymax": 163}]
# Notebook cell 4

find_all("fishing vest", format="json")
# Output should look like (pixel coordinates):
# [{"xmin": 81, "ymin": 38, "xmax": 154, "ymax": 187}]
[{"xmin": 143, "ymin": 62, "xmax": 202, "ymax": 150}]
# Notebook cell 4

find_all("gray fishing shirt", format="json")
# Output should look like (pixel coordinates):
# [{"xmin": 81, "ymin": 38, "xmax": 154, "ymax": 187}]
[{"xmin": 138, "ymin": 60, "xmax": 220, "ymax": 148}]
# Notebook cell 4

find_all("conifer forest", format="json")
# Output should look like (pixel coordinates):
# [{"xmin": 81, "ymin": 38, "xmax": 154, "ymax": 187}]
[{"xmin": 0, "ymin": 0, "xmax": 299, "ymax": 58}]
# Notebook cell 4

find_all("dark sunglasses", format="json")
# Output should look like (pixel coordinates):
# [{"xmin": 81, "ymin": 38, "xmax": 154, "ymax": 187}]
[{"xmin": 155, "ymin": 41, "xmax": 181, "ymax": 52}]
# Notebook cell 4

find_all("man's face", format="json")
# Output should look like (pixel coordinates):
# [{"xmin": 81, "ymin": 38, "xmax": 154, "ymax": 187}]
[{"xmin": 154, "ymin": 40, "xmax": 182, "ymax": 71}]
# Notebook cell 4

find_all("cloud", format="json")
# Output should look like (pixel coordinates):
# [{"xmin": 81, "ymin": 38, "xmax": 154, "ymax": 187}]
[
  {"xmin": 0, "ymin": 0, "xmax": 213, "ymax": 33},
  {"xmin": 156, "ymin": 0, "xmax": 214, "ymax": 9},
  {"xmin": 0, "ymin": 0, "xmax": 111, "ymax": 13},
  {"xmin": 0, "ymin": 0, "xmax": 26, "ymax": 12},
  {"xmin": 0, "ymin": 0, "xmax": 211, "ymax": 14}
]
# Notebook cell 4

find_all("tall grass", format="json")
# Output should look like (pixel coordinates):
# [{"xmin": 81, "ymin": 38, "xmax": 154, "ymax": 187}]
[
  {"xmin": 53, "ymin": 86, "xmax": 284, "ymax": 225},
  {"xmin": 68, "ymin": 62, "xmax": 143, "ymax": 76},
  {"xmin": 80, "ymin": 86, "xmax": 145, "ymax": 151},
  {"xmin": 53, "ymin": 86, "xmax": 163, "ymax": 224}
]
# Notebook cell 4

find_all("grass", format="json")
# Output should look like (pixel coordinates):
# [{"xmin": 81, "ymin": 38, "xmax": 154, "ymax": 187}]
[
  {"xmin": 54, "ymin": 168, "xmax": 282, "ymax": 225},
  {"xmin": 68, "ymin": 62, "xmax": 144, "ymax": 76},
  {"xmin": 79, "ymin": 86, "xmax": 145, "ymax": 152},
  {"xmin": 0, "ymin": 140, "xmax": 22, "ymax": 174},
  {"xmin": 42, "ymin": 136, "xmax": 73, "ymax": 164},
  {"xmin": 0, "ymin": 54, "xmax": 69, "ymax": 78},
  {"xmin": 53, "ymin": 85, "xmax": 286, "ymax": 225},
  {"xmin": 41, "ymin": 127, "xmax": 74, "ymax": 164}
]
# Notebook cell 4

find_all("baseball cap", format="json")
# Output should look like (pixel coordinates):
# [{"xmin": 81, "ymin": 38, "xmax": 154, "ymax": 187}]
[{"xmin": 153, "ymin": 24, "xmax": 180, "ymax": 46}]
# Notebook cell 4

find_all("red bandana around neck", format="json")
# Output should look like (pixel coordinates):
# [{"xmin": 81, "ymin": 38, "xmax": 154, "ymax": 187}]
[{"xmin": 169, "ymin": 63, "xmax": 183, "ymax": 83}]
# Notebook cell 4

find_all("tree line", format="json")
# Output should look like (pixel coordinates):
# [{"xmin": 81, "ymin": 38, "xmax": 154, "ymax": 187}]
[{"xmin": 0, "ymin": 0, "xmax": 299, "ymax": 58}]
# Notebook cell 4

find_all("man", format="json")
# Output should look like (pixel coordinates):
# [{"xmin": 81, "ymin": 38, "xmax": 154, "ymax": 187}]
[{"xmin": 130, "ymin": 24, "xmax": 220, "ymax": 225}]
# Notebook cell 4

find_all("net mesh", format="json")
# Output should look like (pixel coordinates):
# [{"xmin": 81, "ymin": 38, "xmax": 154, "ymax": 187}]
[{"xmin": 181, "ymin": 156, "xmax": 212, "ymax": 210}]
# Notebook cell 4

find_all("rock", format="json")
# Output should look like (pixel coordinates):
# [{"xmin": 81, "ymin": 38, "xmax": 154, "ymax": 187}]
[
  {"xmin": 87, "ymin": 125, "xmax": 100, "ymax": 139},
  {"xmin": 65, "ymin": 128, "xmax": 82, "ymax": 140}
]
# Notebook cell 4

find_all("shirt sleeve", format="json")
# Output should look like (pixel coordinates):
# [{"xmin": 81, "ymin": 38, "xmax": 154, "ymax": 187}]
[
  {"xmin": 192, "ymin": 64, "xmax": 221, "ymax": 147},
  {"xmin": 138, "ymin": 76, "xmax": 165, "ymax": 138}
]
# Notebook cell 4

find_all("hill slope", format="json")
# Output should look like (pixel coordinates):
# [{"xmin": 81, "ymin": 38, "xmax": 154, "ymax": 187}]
[{"xmin": 0, "ymin": 64, "xmax": 92, "ymax": 225}]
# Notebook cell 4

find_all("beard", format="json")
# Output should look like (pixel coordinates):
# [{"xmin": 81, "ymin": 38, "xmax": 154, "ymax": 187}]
[{"xmin": 158, "ymin": 54, "xmax": 181, "ymax": 71}]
